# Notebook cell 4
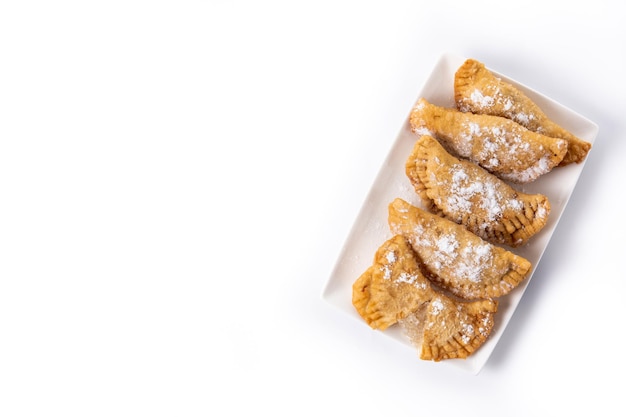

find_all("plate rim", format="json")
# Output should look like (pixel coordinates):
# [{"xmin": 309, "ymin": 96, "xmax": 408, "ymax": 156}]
[{"xmin": 321, "ymin": 52, "xmax": 599, "ymax": 374}]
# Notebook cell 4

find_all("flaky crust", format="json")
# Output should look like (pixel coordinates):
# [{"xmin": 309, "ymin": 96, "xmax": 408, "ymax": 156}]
[
  {"xmin": 388, "ymin": 198, "xmax": 531, "ymax": 300},
  {"xmin": 400, "ymin": 295, "xmax": 497, "ymax": 362},
  {"xmin": 352, "ymin": 235, "xmax": 498, "ymax": 361},
  {"xmin": 352, "ymin": 235, "xmax": 431, "ymax": 330},
  {"xmin": 410, "ymin": 98, "xmax": 568, "ymax": 183},
  {"xmin": 406, "ymin": 135, "xmax": 550, "ymax": 247},
  {"xmin": 454, "ymin": 58, "xmax": 591, "ymax": 165}
]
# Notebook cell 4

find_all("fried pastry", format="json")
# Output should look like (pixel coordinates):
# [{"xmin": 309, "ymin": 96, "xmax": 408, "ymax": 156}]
[
  {"xmin": 406, "ymin": 135, "xmax": 551, "ymax": 247},
  {"xmin": 352, "ymin": 235, "xmax": 431, "ymax": 330},
  {"xmin": 352, "ymin": 236, "xmax": 433, "ymax": 330},
  {"xmin": 454, "ymin": 58, "xmax": 591, "ymax": 165},
  {"xmin": 388, "ymin": 198, "xmax": 531, "ymax": 300},
  {"xmin": 410, "ymin": 98, "xmax": 568, "ymax": 183},
  {"xmin": 399, "ymin": 295, "xmax": 497, "ymax": 362},
  {"xmin": 352, "ymin": 235, "xmax": 498, "ymax": 361}
]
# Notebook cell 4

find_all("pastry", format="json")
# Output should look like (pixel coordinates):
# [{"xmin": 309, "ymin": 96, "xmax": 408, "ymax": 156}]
[
  {"xmin": 388, "ymin": 198, "xmax": 531, "ymax": 300},
  {"xmin": 399, "ymin": 295, "xmax": 497, "ymax": 362},
  {"xmin": 406, "ymin": 135, "xmax": 551, "ymax": 247},
  {"xmin": 352, "ymin": 235, "xmax": 498, "ymax": 361},
  {"xmin": 454, "ymin": 58, "xmax": 591, "ymax": 165},
  {"xmin": 410, "ymin": 98, "xmax": 568, "ymax": 183},
  {"xmin": 352, "ymin": 235, "xmax": 431, "ymax": 330}
]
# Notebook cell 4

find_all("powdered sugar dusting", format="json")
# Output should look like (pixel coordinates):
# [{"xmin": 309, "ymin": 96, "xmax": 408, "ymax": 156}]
[
  {"xmin": 435, "ymin": 163, "xmax": 524, "ymax": 224},
  {"xmin": 498, "ymin": 154, "xmax": 550, "ymax": 183},
  {"xmin": 469, "ymin": 89, "xmax": 494, "ymax": 108},
  {"xmin": 405, "ymin": 221, "xmax": 496, "ymax": 285},
  {"xmin": 396, "ymin": 272, "xmax": 420, "ymax": 286},
  {"xmin": 460, "ymin": 322, "xmax": 475, "ymax": 344},
  {"xmin": 456, "ymin": 241, "xmax": 492, "ymax": 282},
  {"xmin": 536, "ymin": 204, "xmax": 547, "ymax": 219},
  {"xmin": 458, "ymin": 80, "xmax": 543, "ymax": 133},
  {"xmin": 411, "ymin": 100, "xmax": 435, "ymax": 137},
  {"xmin": 388, "ymin": 200, "xmax": 513, "ymax": 298},
  {"xmin": 382, "ymin": 264, "xmax": 392, "ymax": 280},
  {"xmin": 412, "ymin": 126, "xmax": 434, "ymax": 138},
  {"xmin": 436, "ymin": 235, "xmax": 459, "ymax": 255},
  {"xmin": 513, "ymin": 112, "xmax": 534, "ymax": 125},
  {"xmin": 378, "ymin": 244, "xmax": 429, "ymax": 291},
  {"xmin": 450, "ymin": 115, "xmax": 561, "ymax": 182},
  {"xmin": 431, "ymin": 298, "xmax": 444, "ymax": 315},
  {"xmin": 478, "ymin": 316, "xmax": 491, "ymax": 337},
  {"xmin": 415, "ymin": 99, "xmax": 557, "ymax": 182}
]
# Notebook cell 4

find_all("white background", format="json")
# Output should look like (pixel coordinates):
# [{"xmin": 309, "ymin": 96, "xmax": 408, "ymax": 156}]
[{"xmin": 1, "ymin": 1, "xmax": 624, "ymax": 415}]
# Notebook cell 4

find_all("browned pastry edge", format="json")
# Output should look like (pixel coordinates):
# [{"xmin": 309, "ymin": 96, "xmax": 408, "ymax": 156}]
[
  {"xmin": 454, "ymin": 58, "xmax": 591, "ymax": 166},
  {"xmin": 405, "ymin": 135, "xmax": 551, "ymax": 247},
  {"xmin": 352, "ymin": 234, "xmax": 499, "ymax": 361},
  {"xmin": 387, "ymin": 198, "xmax": 532, "ymax": 300}
]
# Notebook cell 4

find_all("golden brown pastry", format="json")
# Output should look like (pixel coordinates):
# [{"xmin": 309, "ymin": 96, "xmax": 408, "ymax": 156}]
[
  {"xmin": 352, "ymin": 235, "xmax": 431, "ymax": 330},
  {"xmin": 388, "ymin": 198, "xmax": 531, "ymax": 300},
  {"xmin": 406, "ymin": 135, "xmax": 550, "ymax": 247},
  {"xmin": 454, "ymin": 58, "xmax": 591, "ymax": 165},
  {"xmin": 399, "ymin": 295, "xmax": 497, "ymax": 362},
  {"xmin": 352, "ymin": 236, "xmax": 432, "ymax": 330},
  {"xmin": 352, "ymin": 234, "xmax": 498, "ymax": 361},
  {"xmin": 410, "ymin": 98, "xmax": 568, "ymax": 183}
]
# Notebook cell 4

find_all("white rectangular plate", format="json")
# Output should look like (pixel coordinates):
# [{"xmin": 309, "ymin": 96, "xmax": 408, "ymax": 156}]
[{"xmin": 322, "ymin": 53, "xmax": 599, "ymax": 374}]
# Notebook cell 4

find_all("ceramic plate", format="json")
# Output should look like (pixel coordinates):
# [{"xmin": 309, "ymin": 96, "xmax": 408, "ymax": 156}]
[{"xmin": 322, "ymin": 52, "xmax": 599, "ymax": 374}]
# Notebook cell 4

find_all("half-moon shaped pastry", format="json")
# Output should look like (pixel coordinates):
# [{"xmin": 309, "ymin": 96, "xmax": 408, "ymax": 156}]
[
  {"xmin": 352, "ymin": 235, "xmax": 431, "ymax": 330},
  {"xmin": 352, "ymin": 234, "xmax": 498, "ymax": 361},
  {"xmin": 410, "ymin": 98, "xmax": 568, "ymax": 183},
  {"xmin": 406, "ymin": 135, "xmax": 551, "ymax": 247},
  {"xmin": 388, "ymin": 198, "xmax": 531, "ymax": 300},
  {"xmin": 454, "ymin": 58, "xmax": 591, "ymax": 166},
  {"xmin": 399, "ymin": 294, "xmax": 497, "ymax": 362}
]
